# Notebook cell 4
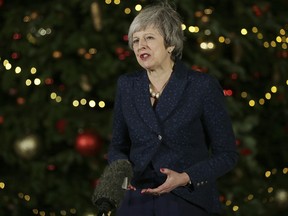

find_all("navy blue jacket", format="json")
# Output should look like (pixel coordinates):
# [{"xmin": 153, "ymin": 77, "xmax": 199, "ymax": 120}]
[{"xmin": 108, "ymin": 61, "xmax": 238, "ymax": 214}]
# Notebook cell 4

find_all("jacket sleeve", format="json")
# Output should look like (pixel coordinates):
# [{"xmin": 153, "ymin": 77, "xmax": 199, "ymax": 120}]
[
  {"xmin": 184, "ymin": 75, "xmax": 238, "ymax": 190},
  {"xmin": 107, "ymin": 76, "xmax": 131, "ymax": 163}
]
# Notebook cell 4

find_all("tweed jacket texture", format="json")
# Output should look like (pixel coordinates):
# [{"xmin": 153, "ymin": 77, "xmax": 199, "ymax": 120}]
[{"xmin": 108, "ymin": 60, "xmax": 238, "ymax": 214}]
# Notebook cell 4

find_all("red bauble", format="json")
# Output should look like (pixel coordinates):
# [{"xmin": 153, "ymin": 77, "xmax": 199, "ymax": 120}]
[
  {"xmin": 56, "ymin": 119, "xmax": 67, "ymax": 134},
  {"xmin": 240, "ymin": 148, "xmax": 252, "ymax": 156},
  {"xmin": 75, "ymin": 131, "xmax": 102, "ymax": 156}
]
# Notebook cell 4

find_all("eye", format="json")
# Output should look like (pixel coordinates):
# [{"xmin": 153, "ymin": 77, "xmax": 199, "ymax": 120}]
[
  {"xmin": 132, "ymin": 39, "xmax": 139, "ymax": 45},
  {"xmin": 146, "ymin": 36, "xmax": 154, "ymax": 40}
]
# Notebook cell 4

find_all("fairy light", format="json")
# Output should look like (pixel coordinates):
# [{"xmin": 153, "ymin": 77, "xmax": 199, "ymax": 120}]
[
  {"xmin": 60, "ymin": 210, "xmax": 67, "ymax": 215},
  {"xmin": 241, "ymin": 28, "xmax": 248, "ymax": 35},
  {"xmin": 52, "ymin": 50, "xmax": 62, "ymax": 58},
  {"xmin": 31, "ymin": 67, "xmax": 37, "ymax": 74},
  {"xmin": 0, "ymin": 182, "xmax": 5, "ymax": 189},
  {"xmin": 280, "ymin": 29, "xmax": 286, "ymax": 35},
  {"xmin": 270, "ymin": 41, "xmax": 277, "ymax": 47},
  {"xmin": 89, "ymin": 100, "xmax": 96, "ymax": 108},
  {"xmin": 124, "ymin": 8, "xmax": 131, "ymax": 14},
  {"xmin": 259, "ymin": 98, "xmax": 265, "ymax": 105},
  {"xmin": 181, "ymin": 24, "xmax": 186, "ymax": 30},
  {"xmin": 252, "ymin": 27, "xmax": 258, "ymax": 33},
  {"xmin": 80, "ymin": 98, "xmax": 87, "ymax": 105},
  {"xmin": 98, "ymin": 101, "xmax": 105, "ymax": 108},
  {"xmin": 224, "ymin": 38, "xmax": 231, "ymax": 44},
  {"xmin": 249, "ymin": 100, "xmax": 255, "ymax": 107},
  {"xmin": 257, "ymin": 33, "xmax": 263, "ymax": 39},
  {"xmin": 188, "ymin": 26, "xmax": 199, "ymax": 33},
  {"xmin": 265, "ymin": 93, "xmax": 271, "ymax": 100},
  {"xmin": 218, "ymin": 36, "xmax": 225, "ymax": 43},
  {"xmin": 263, "ymin": 41, "xmax": 269, "ymax": 48},
  {"xmin": 241, "ymin": 92, "xmax": 248, "ymax": 98},
  {"xmin": 276, "ymin": 36, "xmax": 282, "ymax": 43},
  {"xmin": 265, "ymin": 171, "xmax": 272, "ymax": 178},
  {"xmin": 70, "ymin": 209, "xmax": 77, "ymax": 214},
  {"xmin": 50, "ymin": 92, "xmax": 57, "ymax": 100},
  {"xmin": 15, "ymin": 66, "xmax": 21, "ymax": 74},
  {"xmin": 225, "ymin": 200, "xmax": 232, "ymax": 206},
  {"xmin": 55, "ymin": 96, "xmax": 62, "ymax": 103},
  {"xmin": 204, "ymin": 29, "xmax": 211, "ymax": 36},
  {"xmin": 135, "ymin": 4, "xmax": 142, "ymax": 11},
  {"xmin": 232, "ymin": 206, "xmax": 239, "ymax": 212},
  {"xmin": 267, "ymin": 187, "xmax": 274, "ymax": 193},
  {"xmin": 4, "ymin": 61, "xmax": 12, "ymax": 70},
  {"xmin": 72, "ymin": 100, "xmax": 79, "ymax": 107},
  {"xmin": 271, "ymin": 86, "xmax": 277, "ymax": 93},
  {"xmin": 34, "ymin": 78, "xmax": 41, "ymax": 85},
  {"xmin": 26, "ymin": 79, "xmax": 32, "ymax": 86},
  {"xmin": 114, "ymin": 0, "xmax": 120, "ymax": 5},
  {"xmin": 247, "ymin": 194, "xmax": 254, "ymax": 200},
  {"xmin": 89, "ymin": 48, "xmax": 97, "ymax": 54},
  {"xmin": 24, "ymin": 194, "xmax": 31, "ymax": 201}
]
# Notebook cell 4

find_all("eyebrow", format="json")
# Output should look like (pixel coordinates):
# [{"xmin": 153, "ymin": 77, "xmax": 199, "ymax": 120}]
[{"xmin": 133, "ymin": 32, "xmax": 157, "ymax": 38}]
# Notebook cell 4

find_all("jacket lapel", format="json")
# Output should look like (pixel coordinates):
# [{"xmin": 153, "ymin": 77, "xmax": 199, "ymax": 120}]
[
  {"xmin": 155, "ymin": 62, "xmax": 188, "ymax": 122},
  {"xmin": 133, "ymin": 71, "xmax": 162, "ymax": 134}
]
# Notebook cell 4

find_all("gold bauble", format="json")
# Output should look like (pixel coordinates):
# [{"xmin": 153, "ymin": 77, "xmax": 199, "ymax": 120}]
[{"xmin": 14, "ymin": 135, "xmax": 40, "ymax": 159}]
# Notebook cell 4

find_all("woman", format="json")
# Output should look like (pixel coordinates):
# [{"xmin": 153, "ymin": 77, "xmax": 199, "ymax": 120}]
[{"xmin": 108, "ymin": 2, "xmax": 238, "ymax": 216}]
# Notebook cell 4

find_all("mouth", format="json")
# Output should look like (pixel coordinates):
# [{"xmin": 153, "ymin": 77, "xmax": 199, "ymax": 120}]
[{"xmin": 139, "ymin": 53, "xmax": 150, "ymax": 60}]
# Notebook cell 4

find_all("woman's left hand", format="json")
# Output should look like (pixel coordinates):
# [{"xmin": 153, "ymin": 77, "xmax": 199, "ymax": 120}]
[{"xmin": 140, "ymin": 168, "xmax": 190, "ymax": 196}]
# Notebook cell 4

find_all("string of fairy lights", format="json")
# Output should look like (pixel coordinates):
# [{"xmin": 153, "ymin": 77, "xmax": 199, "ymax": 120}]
[{"xmin": 0, "ymin": 0, "xmax": 287, "ymax": 215}]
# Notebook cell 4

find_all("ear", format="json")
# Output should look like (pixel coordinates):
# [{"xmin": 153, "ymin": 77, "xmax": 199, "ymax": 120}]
[{"xmin": 167, "ymin": 46, "xmax": 175, "ymax": 53}]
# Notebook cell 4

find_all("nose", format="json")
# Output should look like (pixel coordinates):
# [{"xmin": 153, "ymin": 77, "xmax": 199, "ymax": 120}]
[{"xmin": 138, "ymin": 37, "xmax": 147, "ymax": 50}]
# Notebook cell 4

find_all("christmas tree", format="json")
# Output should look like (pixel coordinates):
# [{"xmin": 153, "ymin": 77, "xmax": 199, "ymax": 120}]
[{"xmin": 0, "ymin": 0, "xmax": 287, "ymax": 215}]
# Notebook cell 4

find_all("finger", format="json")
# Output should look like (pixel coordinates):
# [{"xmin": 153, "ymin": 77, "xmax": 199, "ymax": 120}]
[
  {"xmin": 141, "ymin": 188, "xmax": 151, "ymax": 194},
  {"xmin": 160, "ymin": 168, "xmax": 171, "ymax": 175},
  {"xmin": 142, "ymin": 185, "xmax": 167, "ymax": 194},
  {"xmin": 127, "ymin": 185, "xmax": 136, "ymax": 191}
]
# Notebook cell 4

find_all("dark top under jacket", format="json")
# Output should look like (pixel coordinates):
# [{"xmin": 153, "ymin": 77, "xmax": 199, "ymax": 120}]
[{"xmin": 108, "ymin": 60, "xmax": 238, "ymax": 214}]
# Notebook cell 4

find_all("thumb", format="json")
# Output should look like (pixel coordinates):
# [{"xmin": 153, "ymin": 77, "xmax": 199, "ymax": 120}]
[{"xmin": 160, "ymin": 168, "xmax": 171, "ymax": 175}]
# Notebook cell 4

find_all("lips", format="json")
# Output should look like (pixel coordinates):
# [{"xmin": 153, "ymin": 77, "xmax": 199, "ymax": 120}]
[{"xmin": 139, "ymin": 53, "xmax": 150, "ymax": 60}]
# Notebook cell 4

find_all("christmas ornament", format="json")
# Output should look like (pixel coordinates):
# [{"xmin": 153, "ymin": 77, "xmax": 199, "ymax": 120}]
[
  {"xmin": 47, "ymin": 164, "xmax": 56, "ymax": 171},
  {"xmin": 75, "ymin": 131, "xmax": 102, "ymax": 156},
  {"xmin": 80, "ymin": 75, "xmax": 92, "ymax": 92},
  {"xmin": 240, "ymin": 148, "xmax": 252, "ymax": 156},
  {"xmin": 0, "ymin": 115, "xmax": 4, "ymax": 124},
  {"xmin": 275, "ymin": 189, "xmax": 288, "ymax": 209},
  {"xmin": 12, "ymin": 33, "xmax": 22, "ymax": 40},
  {"xmin": 91, "ymin": 2, "xmax": 102, "ymax": 31},
  {"xmin": 14, "ymin": 135, "xmax": 40, "ymax": 159},
  {"xmin": 55, "ymin": 119, "xmax": 67, "ymax": 134}
]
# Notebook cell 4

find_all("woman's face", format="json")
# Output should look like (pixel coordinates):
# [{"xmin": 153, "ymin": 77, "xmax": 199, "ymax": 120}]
[{"xmin": 132, "ymin": 26, "xmax": 174, "ymax": 71}]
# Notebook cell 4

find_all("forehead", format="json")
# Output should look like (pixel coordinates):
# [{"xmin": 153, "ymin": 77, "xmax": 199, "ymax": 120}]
[{"xmin": 132, "ymin": 26, "xmax": 162, "ymax": 37}]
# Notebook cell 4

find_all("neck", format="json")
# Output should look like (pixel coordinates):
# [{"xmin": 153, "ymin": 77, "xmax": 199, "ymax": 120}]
[
  {"xmin": 148, "ymin": 62, "xmax": 174, "ymax": 99},
  {"xmin": 147, "ymin": 61, "xmax": 174, "ymax": 86}
]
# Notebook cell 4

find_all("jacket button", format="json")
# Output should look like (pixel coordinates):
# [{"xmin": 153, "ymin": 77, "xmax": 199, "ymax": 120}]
[{"xmin": 158, "ymin": 135, "xmax": 162, "ymax": 140}]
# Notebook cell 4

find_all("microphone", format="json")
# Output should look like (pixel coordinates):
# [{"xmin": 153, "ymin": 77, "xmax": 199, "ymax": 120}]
[{"xmin": 92, "ymin": 159, "xmax": 133, "ymax": 216}]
